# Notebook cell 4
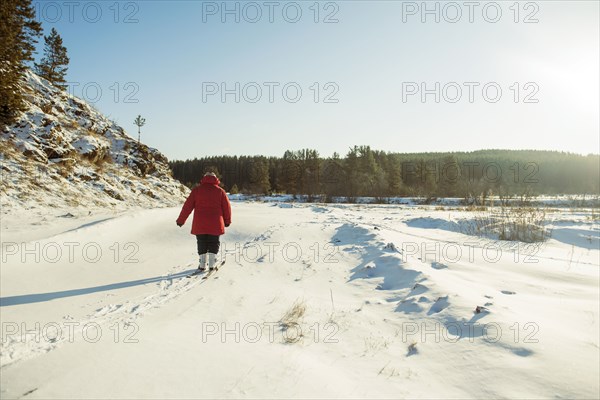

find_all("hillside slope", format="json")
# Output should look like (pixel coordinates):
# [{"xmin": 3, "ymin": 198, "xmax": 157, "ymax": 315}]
[{"xmin": 1, "ymin": 70, "xmax": 187, "ymax": 211}]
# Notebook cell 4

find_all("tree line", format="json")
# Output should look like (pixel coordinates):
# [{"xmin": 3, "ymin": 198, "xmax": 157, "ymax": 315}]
[{"xmin": 169, "ymin": 147, "xmax": 600, "ymax": 199}]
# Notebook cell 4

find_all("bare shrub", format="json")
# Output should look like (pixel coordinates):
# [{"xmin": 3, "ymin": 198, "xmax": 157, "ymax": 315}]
[
  {"xmin": 279, "ymin": 299, "xmax": 306, "ymax": 343},
  {"xmin": 40, "ymin": 102, "xmax": 53, "ymax": 114},
  {"xmin": 464, "ymin": 196, "xmax": 550, "ymax": 242}
]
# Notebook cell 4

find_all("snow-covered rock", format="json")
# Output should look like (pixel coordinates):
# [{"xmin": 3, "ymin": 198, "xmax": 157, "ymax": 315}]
[{"xmin": 1, "ymin": 70, "xmax": 188, "ymax": 211}]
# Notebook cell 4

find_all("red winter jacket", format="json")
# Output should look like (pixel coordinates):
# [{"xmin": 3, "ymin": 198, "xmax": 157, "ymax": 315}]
[{"xmin": 176, "ymin": 175, "xmax": 232, "ymax": 236}]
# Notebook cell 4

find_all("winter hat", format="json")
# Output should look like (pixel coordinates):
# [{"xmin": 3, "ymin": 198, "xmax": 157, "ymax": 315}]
[{"xmin": 204, "ymin": 172, "xmax": 217, "ymax": 177}]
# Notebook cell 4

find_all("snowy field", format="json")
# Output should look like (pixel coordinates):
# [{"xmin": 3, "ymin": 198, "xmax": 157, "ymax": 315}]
[{"xmin": 1, "ymin": 201, "xmax": 598, "ymax": 399}]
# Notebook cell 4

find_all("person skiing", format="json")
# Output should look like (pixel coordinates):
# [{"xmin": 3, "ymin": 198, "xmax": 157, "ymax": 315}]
[{"xmin": 176, "ymin": 172, "xmax": 232, "ymax": 272}]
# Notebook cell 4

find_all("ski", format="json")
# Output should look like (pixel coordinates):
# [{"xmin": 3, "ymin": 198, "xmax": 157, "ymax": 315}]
[
  {"xmin": 186, "ymin": 269, "xmax": 207, "ymax": 278},
  {"xmin": 202, "ymin": 260, "xmax": 226, "ymax": 280}
]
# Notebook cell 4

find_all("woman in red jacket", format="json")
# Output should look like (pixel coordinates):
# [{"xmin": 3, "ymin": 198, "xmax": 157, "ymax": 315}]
[{"xmin": 176, "ymin": 172, "xmax": 232, "ymax": 272}]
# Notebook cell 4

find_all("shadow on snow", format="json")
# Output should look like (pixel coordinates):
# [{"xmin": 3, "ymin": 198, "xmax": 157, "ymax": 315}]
[{"xmin": 0, "ymin": 270, "xmax": 192, "ymax": 307}]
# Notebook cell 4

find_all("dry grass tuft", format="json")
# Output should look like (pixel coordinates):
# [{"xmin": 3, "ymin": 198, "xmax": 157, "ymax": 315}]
[{"xmin": 279, "ymin": 299, "xmax": 306, "ymax": 343}]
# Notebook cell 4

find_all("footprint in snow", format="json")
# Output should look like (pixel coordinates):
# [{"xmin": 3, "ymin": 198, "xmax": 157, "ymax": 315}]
[
  {"xmin": 95, "ymin": 304, "xmax": 121, "ymax": 315},
  {"xmin": 501, "ymin": 290, "xmax": 516, "ymax": 295},
  {"xmin": 160, "ymin": 279, "xmax": 172, "ymax": 290}
]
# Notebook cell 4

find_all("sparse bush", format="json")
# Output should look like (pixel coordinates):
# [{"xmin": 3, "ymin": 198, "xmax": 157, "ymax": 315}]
[
  {"xmin": 104, "ymin": 187, "xmax": 124, "ymax": 201},
  {"xmin": 60, "ymin": 118, "xmax": 79, "ymax": 131},
  {"xmin": 40, "ymin": 102, "xmax": 53, "ymax": 114},
  {"xmin": 86, "ymin": 128, "xmax": 101, "ymax": 137},
  {"xmin": 0, "ymin": 140, "xmax": 19, "ymax": 158},
  {"xmin": 55, "ymin": 158, "xmax": 76, "ymax": 178},
  {"xmin": 279, "ymin": 299, "xmax": 306, "ymax": 343},
  {"xmin": 280, "ymin": 299, "xmax": 306, "ymax": 328},
  {"xmin": 92, "ymin": 153, "xmax": 111, "ymax": 172},
  {"xmin": 465, "ymin": 202, "xmax": 550, "ymax": 243},
  {"xmin": 66, "ymin": 198, "xmax": 80, "ymax": 207},
  {"xmin": 140, "ymin": 189, "xmax": 157, "ymax": 199}
]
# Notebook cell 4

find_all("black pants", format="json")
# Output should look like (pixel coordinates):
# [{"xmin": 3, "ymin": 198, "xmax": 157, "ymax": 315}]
[{"xmin": 196, "ymin": 234, "xmax": 220, "ymax": 255}]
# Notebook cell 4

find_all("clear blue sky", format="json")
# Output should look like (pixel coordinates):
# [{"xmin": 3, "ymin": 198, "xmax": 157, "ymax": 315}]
[{"xmin": 32, "ymin": 1, "xmax": 599, "ymax": 160}]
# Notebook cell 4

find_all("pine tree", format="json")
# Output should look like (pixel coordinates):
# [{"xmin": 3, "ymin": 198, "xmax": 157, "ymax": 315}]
[
  {"xmin": 344, "ymin": 146, "xmax": 360, "ymax": 197},
  {"xmin": 248, "ymin": 157, "xmax": 271, "ymax": 194},
  {"xmin": 34, "ymin": 28, "xmax": 69, "ymax": 89},
  {"xmin": 282, "ymin": 150, "xmax": 301, "ymax": 194},
  {"xmin": 302, "ymin": 149, "xmax": 320, "ymax": 198},
  {"xmin": 133, "ymin": 115, "xmax": 146, "ymax": 144},
  {"xmin": 437, "ymin": 154, "xmax": 459, "ymax": 197},
  {"xmin": 0, "ymin": 0, "xmax": 42, "ymax": 127},
  {"xmin": 386, "ymin": 155, "xmax": 402, "ymax": 195},
  {"xmin": 322, "ymin": 153, "xmax": 346, "ymax": 197}
]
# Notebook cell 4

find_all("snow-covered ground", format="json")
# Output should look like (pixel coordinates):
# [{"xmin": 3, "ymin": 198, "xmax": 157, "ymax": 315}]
[
  {"xmin": 229, "ymin": 193, "xmax": 600, "ymax": 208},
  {"xmin": 1, "ymin": 202, "xmax": 598, "ymax": 399}
]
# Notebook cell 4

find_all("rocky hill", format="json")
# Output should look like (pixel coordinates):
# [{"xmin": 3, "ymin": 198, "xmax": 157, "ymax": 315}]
[{"xmin": 0, "ymin": 70, "xmax": 188, "ymax": 212}]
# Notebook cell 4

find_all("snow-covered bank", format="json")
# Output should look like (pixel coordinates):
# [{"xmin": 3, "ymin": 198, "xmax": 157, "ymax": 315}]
[
  {"xmin": 1, "ymin": 70, "xmax": 187, "ymax": 212},
  {"xmin": 0, "ymin": 202, "xmax": 598, "ymax": 398},
  {"xmin": 229, "ymin": 193, "xmax": 600, "ymax": 208}
]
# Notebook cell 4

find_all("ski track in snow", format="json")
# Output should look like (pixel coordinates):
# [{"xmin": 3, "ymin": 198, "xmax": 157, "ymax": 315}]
[
  {"xmin": 0, "ymin": 219, "xmax": 291, "ymax": 368},
  {"xmin": 1, "ymin": 261, "xmax": 205, "ymax": 367}
]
